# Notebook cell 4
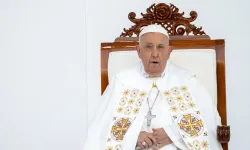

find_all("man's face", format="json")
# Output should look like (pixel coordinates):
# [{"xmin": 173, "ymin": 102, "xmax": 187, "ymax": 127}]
[{"xmin": 137, "ymin": 32, "xmax": 172, "ymax": 77}]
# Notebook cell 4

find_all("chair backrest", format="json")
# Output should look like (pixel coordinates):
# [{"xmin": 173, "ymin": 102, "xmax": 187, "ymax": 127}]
[{"xmin": 108, "ymin": 49, "xmax": 217, "ymax": 106}]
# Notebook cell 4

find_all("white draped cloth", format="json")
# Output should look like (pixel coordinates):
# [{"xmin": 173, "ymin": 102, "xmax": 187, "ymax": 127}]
[{"xmin": 83, "ymin": 61, "xmax": 223, "ymax": 150}]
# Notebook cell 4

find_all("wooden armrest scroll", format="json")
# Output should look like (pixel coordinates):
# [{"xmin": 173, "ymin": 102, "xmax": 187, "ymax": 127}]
[{"xmin": 217, "ymin": 125, "xmax": 230, "ymax": 143}]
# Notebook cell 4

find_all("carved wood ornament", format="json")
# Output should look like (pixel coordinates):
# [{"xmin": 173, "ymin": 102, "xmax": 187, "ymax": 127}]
[{"xmin": 120, "ymin": 3, "xmax": 206, "ymax": 37}]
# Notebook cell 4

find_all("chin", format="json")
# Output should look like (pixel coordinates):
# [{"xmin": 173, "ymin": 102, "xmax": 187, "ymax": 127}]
[{"xmin": 147, "ymin": 69, "xmax": 162, "ymax": 76}]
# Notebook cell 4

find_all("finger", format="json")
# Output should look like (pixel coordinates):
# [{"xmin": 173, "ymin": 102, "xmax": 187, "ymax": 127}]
[
  {"xmin": 144, "ymin": 137, "xmax": 153, "ymax": 148},
  {"xmin": 152, "ymin": 128, "xmax": 159, "ymax": 134},
  {"xmin": 137, "ymin": 142, "xmax": 144, "ymax": 149},
  {"xmin": 158, "ymin": 137, "xmax": 173, "ymax": 146},
  {"xmin": 152, "ymin": 131, "xmax": 158, "ymax": 136},
  {"xmin": 158, "ymin": 136, "xmax": 171, "ymax": 143},
  {"xmin": 142, "ymin": 140, "xmax": 149, "ymax": 149},
  {"xmin": 147, "ymin": 134, "xmax": 157, "ymax": 144},
  {"xmin": 158, "ymin": 128, "xmax": 164, "ymax": 132}
]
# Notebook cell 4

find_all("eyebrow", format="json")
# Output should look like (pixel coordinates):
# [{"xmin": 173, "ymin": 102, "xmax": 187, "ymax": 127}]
[{"xmin": 144, "ymin": 42, "xmax": 153, "ymax": 45}]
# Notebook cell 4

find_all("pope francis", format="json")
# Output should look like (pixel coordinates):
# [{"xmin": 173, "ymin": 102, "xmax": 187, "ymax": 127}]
[{"xmin": 83, "ymin": 24, "xmax": 223, "ymax": 150}]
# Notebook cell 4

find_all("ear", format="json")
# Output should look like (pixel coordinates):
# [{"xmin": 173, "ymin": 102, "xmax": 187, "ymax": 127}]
[
  {"xmin": 168, "ymin": 46, "xmax": 173, "ymax": 54},
  {"xmin": 136, "ymin": 45, "xmax": 141, "ymax": 58}
]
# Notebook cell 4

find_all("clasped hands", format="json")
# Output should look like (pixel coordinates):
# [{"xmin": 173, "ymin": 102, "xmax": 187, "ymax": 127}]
[{"xmin": 136, "ymin": 128, "xmax": 172, "ymax": 150}]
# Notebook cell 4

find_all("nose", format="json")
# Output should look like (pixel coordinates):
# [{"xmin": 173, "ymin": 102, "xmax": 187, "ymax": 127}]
[{"xmin": 151, "ymin": 46, "xmax": 159, "ymax": 57}]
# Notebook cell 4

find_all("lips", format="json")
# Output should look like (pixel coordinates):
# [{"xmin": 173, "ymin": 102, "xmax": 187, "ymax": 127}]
[{"xmin": 151, "ymin": 61, "xmax": 159, "ymax": 64}]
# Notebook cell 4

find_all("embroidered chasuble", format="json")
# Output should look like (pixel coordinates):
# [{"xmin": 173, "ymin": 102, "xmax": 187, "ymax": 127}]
[{"xmin": 83, "ymin": 61, "xmax": 223, "ymax": 150}]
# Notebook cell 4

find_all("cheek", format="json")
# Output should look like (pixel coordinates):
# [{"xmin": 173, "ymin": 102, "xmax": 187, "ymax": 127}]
[
  {"xmin": 140, "ymin": 53, "xmax": 151, "ymax": 63},
  {"xmin": 162, "ymin": 52, "xmax": 170, "ymax": 61}
]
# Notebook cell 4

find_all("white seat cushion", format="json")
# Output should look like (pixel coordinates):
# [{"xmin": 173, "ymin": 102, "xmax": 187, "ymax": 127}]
[{"xmin": 108, "ymin": 49, "xmax": 217, "ymax": 105}]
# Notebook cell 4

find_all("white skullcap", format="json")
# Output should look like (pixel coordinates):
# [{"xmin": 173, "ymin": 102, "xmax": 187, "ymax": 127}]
[{"xmin": 139, "ymin": 24, "xmax": 169, "ymax": 38}]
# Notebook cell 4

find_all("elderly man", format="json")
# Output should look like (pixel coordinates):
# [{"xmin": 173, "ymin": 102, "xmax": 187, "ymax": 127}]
[{"xmin": 83, "ymin": 24, "xmax": 223, "ymax": 150}]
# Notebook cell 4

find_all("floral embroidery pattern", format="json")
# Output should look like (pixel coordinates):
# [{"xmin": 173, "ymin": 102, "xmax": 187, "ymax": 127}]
[
  {"xmin": 166, "ymin": 96, "xmax": 175, "ymax": 105},
  {"xmin": 106, "ymin": 88, "xmax": 147, "ymax": 149},
  {"xmin": 114, "ymin": 144, "xmax": 121, "ymax": 150},
  {"xmin": 133, "ymin": 107, "xmax": 140, "ymax": 114},
  {"xmin": 162, "ymin": 85, "xmax": 210, "ymax": 150},
  {"xmin": 116, "ymin": 107, "xmax": 123, "ymax": 113},
  {"xmin": 106, "ymin": 146, "xmax": 113, "ymax": 150},
  {"xmin": 123, "ymin": 90, "xmax": 129, "ymax": 96},
  {"xmin": 124, "ymin": 106, "xmax": 132, "ymax": 115},
  {"xmin": 128, "ymin": 99, "xmax": 135, "ymax": 105},
  {"xmin": 193, "ymin": 140, "xmax": 201, "ymax": 150},
  {"xmin": 117, "ymin": 90, "xmax": 147, "ymax": 115},
  {"xmin": 119, "ymin": 97, "xmax": 127, "ymax": 106},
  {"xmin": 163, "ymin": 90, "xmax": 171, "ymax": 96},
  {"xmin": 201, "ymin": 141, "xmax": 209, "ymax": 149},
  {"xmin": 164, "ymin": 86, "xmax": 196, "ymax": 113}
]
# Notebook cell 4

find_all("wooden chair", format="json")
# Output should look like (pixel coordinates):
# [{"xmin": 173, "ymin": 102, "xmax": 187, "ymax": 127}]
[{"xmin": 100, "ymin": 3, "xmax": 230, "ymax": 150}]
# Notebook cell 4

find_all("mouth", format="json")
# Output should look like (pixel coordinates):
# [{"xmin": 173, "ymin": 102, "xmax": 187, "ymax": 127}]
[{"xmin": 151, "ymin": 61, "xmax": 159, "ymax": 64}]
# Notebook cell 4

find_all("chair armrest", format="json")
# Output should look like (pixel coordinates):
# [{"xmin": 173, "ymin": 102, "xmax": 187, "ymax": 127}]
[{"xmin": 217, "ymin": 125, "xmax": 230, "ymax": 143}]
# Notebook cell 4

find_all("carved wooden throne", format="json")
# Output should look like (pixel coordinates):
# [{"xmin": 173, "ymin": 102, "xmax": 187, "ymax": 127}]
[{"xmin": 101, "ymin": 3, "xmax": 230, "ymax": 150}]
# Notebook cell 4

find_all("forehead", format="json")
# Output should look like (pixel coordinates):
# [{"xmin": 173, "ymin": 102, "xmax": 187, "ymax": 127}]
[{"xmin": 140, "ymin": 32, "xmax": 168, "ymax": 44}]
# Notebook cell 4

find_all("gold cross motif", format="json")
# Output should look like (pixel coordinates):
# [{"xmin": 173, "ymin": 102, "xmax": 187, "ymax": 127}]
[
  {"xmin": 178, "ymin": 114, "xmax": 203, "ymax": 137},
  {"xmin": 111, "ymin": 118, "xmax": 131, "ymax": 141}
]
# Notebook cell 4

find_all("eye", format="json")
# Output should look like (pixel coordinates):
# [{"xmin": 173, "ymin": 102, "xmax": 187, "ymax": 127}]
[
  {"xmin": 158, "ymin": 45, "xmax": 165, "ymax": 49},
  {"xmin": 145, "ymin": 45, "xmax": 152, "ymax": 49}
]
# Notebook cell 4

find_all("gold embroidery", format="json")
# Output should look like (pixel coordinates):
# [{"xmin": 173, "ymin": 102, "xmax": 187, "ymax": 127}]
[
  {"xmin": 124, "ymin": 106, "xmax": 132, "ymax": 115},
  {"xmin": 128, "ymin": 99, "xmax": 135, "ymax": 105},
  {"xmin": 179, "ymin": 102, "xmax": 187, "ymax": 111},
  {"xmin": 184, "ymin": 93, "xmax": 192, "ymax": 101},
  {"xmin": 111, "ymin": 118, "xmax": 132, "ymax": 141},
  {"xmin": 152, "ymin": 82, "xmax": 157, "ymax": 88},
  {"xmin": 106, "ymin": 89, "xmax": 147, "ymax": 149},
  {"xmin": 123, "ymin": 90, "xmax": 129, "ymax": 96},
  {"xmin": 188, "ymin": 102, "xmax": 196, "ymax": 108},
  {"xmin": 106, "ymin": 146, "xmax": 113, "ymax": 150},
  {"xmin": 176, "ymin": 95, "xmax": 183, "ymax": 102},
  {"xmin": 163, "ymin": 90, "xmax": 171, "ymax": 96},
  {"xmin": 133, "ymin": 108, "xmax": 140, "ymax": 114},
  {"xmin": 180, "ymin": 85, "xmax": 188, "ymax": 92},
  {"xmin": 119, "ymin": 97, "xmax": 127, "ymax": 106},
  {"xmin": 178, "ymin": 114, "xmax": 203, "ymax": 137},
  {"xmin": 187, "ymin": 142, "xmax": 193, "ymax": 149},
  {"xmin": 166, "ymin": 96, "xmax": 175, "ymax": 105},
  {"xmin": 162, "ymin": 85, "xmax": 209, "ymax": 149},
  {"xmin": 136, "ymin": 98, "xmax": 143, "ymax": 107},
  {"xmin": 171, "ymin": 87, "xmax": 180, "ymax": 95},
  {"xmin": 193, "ymin": 140, "xmax": 201, "ymax": 150},
  {"xmin": 203, "ymin": 131, "xmax": 208, "ymax": 136},
  {"xmin": 116, "ymin": 107, "xmax": 123, "ymax": 113},
  {"xmin": 172, "ymin": 115, "xmax": 177, "ymax": 120},
  {"xmin": 115, "ymin": 144, "xmax": 121, "ymax": 150},
  {"xmin": 130, "ymin": 89, "xmax": 139, "ymax": 98},
  {"xmin": 201, "ymin": 141, "xmax": 209, "ymax": 149},
  {"xmin": 170, "ymin": 106, "xmax": 178, "ymax": 112},
  {"xmin": 139, "ymin": 91, "xmax": 147, "ymax": 97}
]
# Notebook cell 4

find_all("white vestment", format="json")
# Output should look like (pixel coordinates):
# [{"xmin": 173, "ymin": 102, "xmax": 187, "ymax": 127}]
[{"xmin": 83, "ymin": 61, "xmax": 223, "ymax": 150}]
